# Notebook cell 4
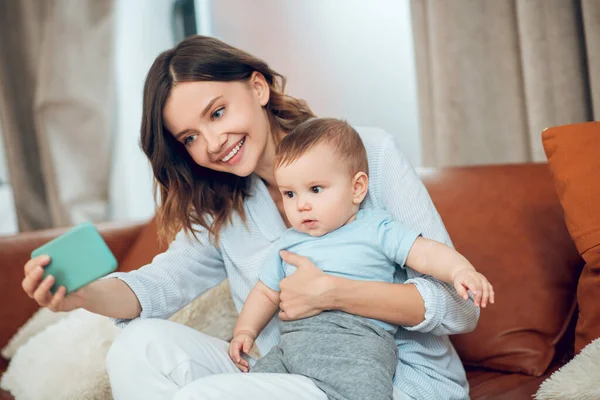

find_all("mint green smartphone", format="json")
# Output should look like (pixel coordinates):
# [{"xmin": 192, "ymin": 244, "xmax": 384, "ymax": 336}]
[{"xmin": 31, "ymin": 222, "xmax": 118, "ymax": 295}]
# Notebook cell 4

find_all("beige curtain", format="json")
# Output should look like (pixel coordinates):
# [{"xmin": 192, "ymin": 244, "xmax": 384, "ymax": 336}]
[
  {"xmin": 411, "ymin": 0, "xmax": 600, "ymax": 167},
  {"xmin": 0, "ymin": 0, "xmax": 114, "ymax": 231}
]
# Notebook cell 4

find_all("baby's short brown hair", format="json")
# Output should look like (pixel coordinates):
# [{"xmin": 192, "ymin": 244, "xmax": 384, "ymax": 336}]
[{"xmin": 275, "ymin": 118, "xmax": 369, "ymax": 177}]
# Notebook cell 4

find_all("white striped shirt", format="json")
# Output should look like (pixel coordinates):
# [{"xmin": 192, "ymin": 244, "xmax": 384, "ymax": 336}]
[{"xmin": 110, "ymin": 127, "xmax": 478, "ymax": 399}]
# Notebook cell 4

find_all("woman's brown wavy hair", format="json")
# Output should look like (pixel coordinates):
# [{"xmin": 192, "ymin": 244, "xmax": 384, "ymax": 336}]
[{"xmin": 141, "ymin": 35, "xmax": 315, "ymax": 244}]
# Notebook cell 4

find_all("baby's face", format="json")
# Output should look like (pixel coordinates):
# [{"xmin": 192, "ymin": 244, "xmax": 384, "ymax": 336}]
[{"xmin": 275, "ymin": 143, "xmax": 359, "ymax": 237}]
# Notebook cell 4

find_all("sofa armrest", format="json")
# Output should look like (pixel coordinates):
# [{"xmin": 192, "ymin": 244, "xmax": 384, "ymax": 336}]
[{"xmin": 0, "ymin": 220, "xmax": 148, "ymax": 351}]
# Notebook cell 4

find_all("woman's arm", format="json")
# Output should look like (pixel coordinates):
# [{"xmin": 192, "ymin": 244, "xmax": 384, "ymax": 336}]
[
  {"xmin": 21, "ymin": 225, "xmax": 226, "ymax": 323},
  {"xmin": 22, "ymin": 254, "xmax": 143, "ymax": 318},
  {"xmin": 328, "ymin": 278, "xmax": 426, "ymax": 326},
  {"xmin": 107, "ymin": 227, "xmax": 227, "ymax": 326},
  {"xmin": 277, "ymin": 251, "xmax": 425, "ymax": 326}
]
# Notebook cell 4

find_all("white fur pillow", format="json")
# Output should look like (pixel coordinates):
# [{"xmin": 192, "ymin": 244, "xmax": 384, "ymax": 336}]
[
  {"xmin": 1, "ymin": 308, "xmax": 69, "ymax": 360},
  {"xmin": 0, "ymin": 280, "xmax": 239, "ymax": 400},
  {"xmin": 535, "ymin": 338, "xmax": 600, "ymax": 400},
  {"xmin": 1, "ymin": 309, "xmax": 118, "ymax": 400}
]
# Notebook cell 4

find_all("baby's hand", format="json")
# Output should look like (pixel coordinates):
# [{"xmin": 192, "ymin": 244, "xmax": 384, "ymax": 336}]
[
  {"xmin": 452, "ymin": 269, "xmax": 495, "ymax": 308},
  {"xmin": 229, "ymin": 331, "xmax": 255, "ymax": 372}
]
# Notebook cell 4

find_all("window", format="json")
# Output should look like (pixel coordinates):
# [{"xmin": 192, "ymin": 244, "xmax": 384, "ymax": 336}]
[{"xmin": 0, "ymin": 125, "xmax": 18, "ymax": 234}]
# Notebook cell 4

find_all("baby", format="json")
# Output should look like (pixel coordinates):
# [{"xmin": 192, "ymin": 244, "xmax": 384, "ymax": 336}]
[{"xmin": 229, "ymin": 118, "xmax": 493, "ymax": 400}]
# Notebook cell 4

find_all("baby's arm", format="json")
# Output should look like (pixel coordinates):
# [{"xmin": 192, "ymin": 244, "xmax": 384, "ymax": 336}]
[
  {"xmin": 406, "ymin": 237, "xmax": 495, "ymax": 307},
  {"xmin": 229, "ymin": 281, "xmax": 280, "ymax": 371}
]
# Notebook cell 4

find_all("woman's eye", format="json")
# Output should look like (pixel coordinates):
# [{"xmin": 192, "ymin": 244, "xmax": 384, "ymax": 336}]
[
  {"xmin": 211, "ymin": 107, "xmax": 225, "ymax": 120},
  {"xmin": 311, "ymin": 186, "xmax": 323, "ymax": 194},
  {"xmin": 183, "ymin": 135, "xmax": 197, "ymax": 146},
  {"xmin": 284, "ymin": 191, "xmax": 295, "ymax": 199}
]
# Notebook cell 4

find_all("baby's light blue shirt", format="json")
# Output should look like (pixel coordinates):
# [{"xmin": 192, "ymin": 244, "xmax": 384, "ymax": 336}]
[{"xmin": 259, "ymin": 208, "xmax": 420, "ymax": 333}]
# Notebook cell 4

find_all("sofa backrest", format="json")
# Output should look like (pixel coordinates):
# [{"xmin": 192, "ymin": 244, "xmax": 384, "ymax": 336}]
[
  {"xmin": 1, "ymin": 163, "xmax": 581, "ymax": 378},
  {"xmin": 422, "ymin": 163, "xmax": 582, "ymax": 376}
]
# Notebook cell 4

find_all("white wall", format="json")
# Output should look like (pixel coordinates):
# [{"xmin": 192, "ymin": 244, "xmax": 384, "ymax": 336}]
[
  {"xmin": 0, "ymin": 125, "xmax": 18, "ymax": 234},
  {"xmin": 201, "ymin": 0, "xmax": 422, "ymax": 167},
  {"xmin": 0, "ymin": 122, "xmax": 18, "ymax": 235},
  {"xmin": 109, "ymin": 0, "xmax": 422, "ymax": 222},
  {"xmin": 110, "ymin": 0, "xmax": 177, "ymax": 221},
  {"xmin": 0, "ymin": 125, "xmax": 6, "ymax": 184}
]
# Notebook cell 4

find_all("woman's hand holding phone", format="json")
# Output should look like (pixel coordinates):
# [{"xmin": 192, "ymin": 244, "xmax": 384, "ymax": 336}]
[{"xmin": 22, "ymin": 254, "xmax": 86, "ymax": 312}]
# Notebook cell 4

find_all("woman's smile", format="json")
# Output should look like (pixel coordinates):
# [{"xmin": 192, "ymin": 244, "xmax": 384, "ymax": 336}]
[{"xmin": 219, "ymin": 136, "xmax": 246, "ymax": 165}]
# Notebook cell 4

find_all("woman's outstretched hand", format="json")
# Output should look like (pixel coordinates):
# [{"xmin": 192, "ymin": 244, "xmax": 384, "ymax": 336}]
[
  {"xmin": 21, "ymin": 255, "xmax": 86, "ymax": 312},
  {"xmin": 278, "ymin": 250, "xmax": 334, "ymax": 321}
]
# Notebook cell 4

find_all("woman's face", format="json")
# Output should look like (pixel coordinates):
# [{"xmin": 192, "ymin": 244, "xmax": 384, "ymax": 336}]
[{"xmin": 162, "ymin": 73, "xmax": 272, "ymax": 177}]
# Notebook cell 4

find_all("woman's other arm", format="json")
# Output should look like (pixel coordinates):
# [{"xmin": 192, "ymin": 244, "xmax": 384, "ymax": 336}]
[{"xmin": 23, "ymin": 226, "xmax": 226, "ymax": 324}]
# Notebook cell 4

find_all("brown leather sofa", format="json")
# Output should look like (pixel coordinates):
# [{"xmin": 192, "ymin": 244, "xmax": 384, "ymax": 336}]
[{"xmin": 0, "ymin": 163, "xmax": 582, "ymax": 400}]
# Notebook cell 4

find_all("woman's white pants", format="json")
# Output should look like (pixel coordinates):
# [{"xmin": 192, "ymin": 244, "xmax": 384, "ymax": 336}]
[{"xmin": 106, "ymin": 319, "xmax": 411, "ymax": 400}]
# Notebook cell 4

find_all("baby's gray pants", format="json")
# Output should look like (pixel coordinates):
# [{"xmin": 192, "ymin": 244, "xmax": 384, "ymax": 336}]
[{"xmin": 252, "ymin": 311, "xmax": 398, "ymax": 400}]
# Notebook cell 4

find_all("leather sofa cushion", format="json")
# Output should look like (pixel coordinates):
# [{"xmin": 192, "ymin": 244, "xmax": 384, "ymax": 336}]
[
  {"xmin": 423, "ymin": 164, "xmax": 583, "ymax": 376},
  {"xmin": 543, "ymin": 122, "xmax": 600, "ymax": 353},
  {"xmin": 466, "ymin": 365, "xmax": 558, "ymax": 400},
  {"xmin": 117, "ymin": 218, "xmax": 168, "ymax": 273}
]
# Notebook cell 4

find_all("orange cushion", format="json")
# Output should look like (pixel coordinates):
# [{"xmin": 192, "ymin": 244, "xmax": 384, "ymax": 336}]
[{"xmin": 543, "ymin": 122, "xmax": 600, "ymax": 353}]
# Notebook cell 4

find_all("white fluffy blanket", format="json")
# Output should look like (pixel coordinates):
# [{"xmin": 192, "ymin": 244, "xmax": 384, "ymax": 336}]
[
  {"xmin": 1, "ymin": 280, "xmax": 239, "ymax": 400},
  {"xmin": 535, "ymin": 338, "xmax": 600, "ymax": 400}
]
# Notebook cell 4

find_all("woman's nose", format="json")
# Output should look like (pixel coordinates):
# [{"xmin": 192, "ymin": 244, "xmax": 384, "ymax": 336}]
[{"xmin": 206, "ymin": 132, "xmax": 227, "ymax": 155}]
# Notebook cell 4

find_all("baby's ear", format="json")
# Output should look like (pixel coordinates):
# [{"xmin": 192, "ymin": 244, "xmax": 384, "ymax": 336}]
[{"xmin": 352, "ymin": 172, "xmax": 369, "ymax": 204}]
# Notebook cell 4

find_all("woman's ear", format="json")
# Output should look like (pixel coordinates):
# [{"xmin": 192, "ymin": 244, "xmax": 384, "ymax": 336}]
[
  {"xmin": 249, "ymin": 71, "xmax": 270, "ymax": 106},
  {"xmin": 352, "ymin": 172, "xmax": 369, "ymax": 205}
]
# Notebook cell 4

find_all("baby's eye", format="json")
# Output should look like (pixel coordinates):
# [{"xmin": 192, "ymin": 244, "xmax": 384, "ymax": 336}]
[
  {"xmin": 212, "ymin": 107, "xmax": 225, "ymax": 120},
  {"xmin": 283, "ymin": 191, "xmax": 295, "ymax": 199},
  {"xmin": 183, "ymin": 135, "xmax": 197, "ymax": 146},
  {"xmin": 311, "ymin": 186, "xmax": 323, "ymax": 194}
]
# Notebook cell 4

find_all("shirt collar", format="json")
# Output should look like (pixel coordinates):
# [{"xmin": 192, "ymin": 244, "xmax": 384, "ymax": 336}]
[{"xmin": 245, "ymin": 174, "xmax": 288, "ymax": 242}]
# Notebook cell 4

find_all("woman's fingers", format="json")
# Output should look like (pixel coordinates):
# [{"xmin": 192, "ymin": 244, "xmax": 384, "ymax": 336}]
[
  {"xmin": 24, "ymin": 255, "xmax": 50, "ymax": 275},
  {"xmin": 23, "ymin": 255, "xmax": 53, "ymax": 301},
  {"xmin": 279, "ymin": 250, "xmax": 302, "ymax": 266},
  {"xmin": 47, "ymin": 286, "xmax": 67, "ymax": 312},
  {"xmin": 22, "ymin": 266, "xmax": 46, "ymax": 298},
  {"xmin": 278, "ymin": 309, "xmax": 290, "ymax": 321},
  {"xmin": 279, "ymin": 251, "xmax": 317, "ymax": 270},
  {"xmin": 32, "ymin": 275, "xmax": 55, "ymax": 306}
]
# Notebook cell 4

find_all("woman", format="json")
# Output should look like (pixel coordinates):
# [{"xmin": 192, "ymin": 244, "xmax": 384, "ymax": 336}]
[{"xmin": 21, "ymin": 35, "xmax": 478, "ymax": 400}]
